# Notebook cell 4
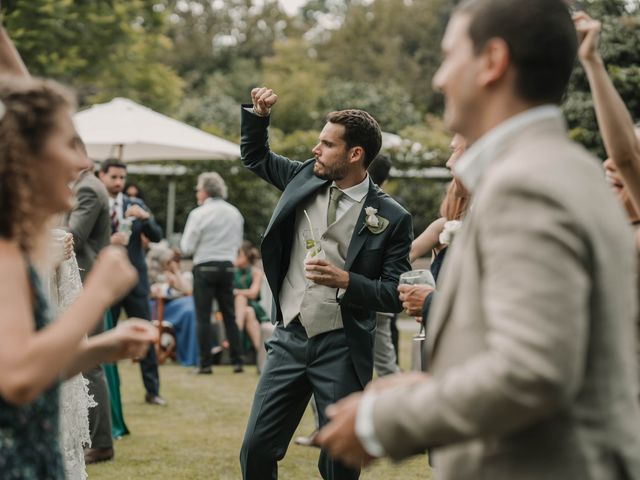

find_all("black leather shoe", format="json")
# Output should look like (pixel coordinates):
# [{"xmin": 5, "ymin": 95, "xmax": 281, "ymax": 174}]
[
  {"xmin": 84, "ymin": 447, "xmax": 114, "ymax": 464},
  {"xmin": 145, "ymin": 393, "xmax": 167, "ymax": 406},
  {"xmin": 194, "ymin": 366, "xmax": 213, "ymax": 375},
  {"xmin": 233, "ymin": 364, "xmax": 244, "ymax": 373}
]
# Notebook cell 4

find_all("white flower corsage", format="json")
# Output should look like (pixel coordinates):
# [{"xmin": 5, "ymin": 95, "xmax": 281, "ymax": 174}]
[
  {"xmin": 439, "ymin": 220, "xmax": 462, "ymax": 245},
  {"xmin": 365, "ymin": 207, "xmax": 379, "ymax": 227},
  {"xmin": 360, "ymin": 207, "xmax": 389, "ymax": 234}
]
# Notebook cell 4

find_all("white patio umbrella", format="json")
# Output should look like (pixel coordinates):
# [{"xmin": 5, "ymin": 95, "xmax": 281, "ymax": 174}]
[
  {"xmin": 73, "ymin": 97, "xmax": 240, "ymax": 237},
  {"xmin": 74, "ymin": 97, "xmax": 239, "ymax": 161}
]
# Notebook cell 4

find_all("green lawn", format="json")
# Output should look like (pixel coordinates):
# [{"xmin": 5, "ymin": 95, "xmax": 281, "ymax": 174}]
[{"xmin": 87, "ymin": 327, "xmax": 431, "ymax": 479}]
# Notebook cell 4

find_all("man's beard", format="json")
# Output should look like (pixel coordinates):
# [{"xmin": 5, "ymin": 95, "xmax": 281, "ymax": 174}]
[{"xmin": 314, "ymin": 157, "xmax": 350, "ymax": 181}]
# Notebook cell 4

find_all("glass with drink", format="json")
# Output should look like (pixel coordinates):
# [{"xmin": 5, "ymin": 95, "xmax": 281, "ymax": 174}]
[{"xmin": 399, "ymin": 269, "xmax": 435, "ymax": 371}]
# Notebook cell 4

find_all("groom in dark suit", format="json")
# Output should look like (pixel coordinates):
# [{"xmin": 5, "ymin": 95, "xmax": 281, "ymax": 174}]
[
  {"xmin": 239, "ymin": 88, "xmax": 412, "ymax": 480},
  {"xmin": 99, "ymin": 158, "xmax": 166, "ymax": 406}
]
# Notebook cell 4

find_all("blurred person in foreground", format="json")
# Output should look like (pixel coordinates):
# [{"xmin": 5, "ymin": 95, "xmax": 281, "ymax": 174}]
[
  {"xmin": 0, "ymin": 73, "xmax": 157, "ymax": 478},
  {"xmin": 180, "ymin": 172, "xmax": 245, "ymax": 374},
  {"xmin": 99, "ymin": 158, "xmax": 166, "ymax": 406},
  {"xmin": 316, "ymin": 1, "xmax": 640, "ymax": 478}
]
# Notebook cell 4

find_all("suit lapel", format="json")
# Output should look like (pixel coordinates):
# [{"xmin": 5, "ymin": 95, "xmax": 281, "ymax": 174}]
[
  {"xmin": 344, "ymin": 180, "xmax": 380, "ymax": 271},
  {"xmin": 264, "ymin": 168, "xmax": 329, "ymax": 239},
  {"xmin": 121, "ymin": 195, "xmax": 131, "ymax": 218}
]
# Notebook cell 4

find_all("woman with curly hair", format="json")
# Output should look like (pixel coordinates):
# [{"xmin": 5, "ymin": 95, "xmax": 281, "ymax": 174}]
[{"xmin": 0, "ymin": 74, "xmax": 158, "ymax": 478}]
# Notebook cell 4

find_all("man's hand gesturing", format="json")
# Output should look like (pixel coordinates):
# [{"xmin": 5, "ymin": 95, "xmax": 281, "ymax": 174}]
[{"xmin": 251, "ymin": 87, "xmax": 278, "ymax": 116}]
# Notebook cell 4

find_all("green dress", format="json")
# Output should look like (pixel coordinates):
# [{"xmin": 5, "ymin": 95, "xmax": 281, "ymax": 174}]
[
  {"xmin": 0, "ymin": 264, "xmax": 65, "ymax": 479},
  {"xmin": 234, "ymin": 267, "xmax": 269, "ymax": 323},
  {"xmin": 234, "ymin": 267, "xmax": 269, "ymax": 352},
  {"xmin": 102, "ymin": 310, "xmax": 130, "ymax": 439}
]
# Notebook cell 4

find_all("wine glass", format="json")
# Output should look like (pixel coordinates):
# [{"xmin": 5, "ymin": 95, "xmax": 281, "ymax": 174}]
[
  {"xmin": 399, "ymin": 269, "xmax": 435, "ymax": 288},
  {"xmin": 399, "ymin": 269, "xmax": 435, "ymax": 371},
  {"xmin": 118, "ymin": 217, "xmax": 134, "ymax": 245}
]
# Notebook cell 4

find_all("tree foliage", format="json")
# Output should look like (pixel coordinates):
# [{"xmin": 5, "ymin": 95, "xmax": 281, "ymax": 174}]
[
  {"xmin": 3, "ymin": 0, "xmax": 638, "ymax": 240},
  {"xmin": 3, "ymin": 0, "xmax": 184, "ymax": 112}
]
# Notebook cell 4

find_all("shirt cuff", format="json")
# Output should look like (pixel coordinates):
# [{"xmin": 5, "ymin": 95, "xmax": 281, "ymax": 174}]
[
  {"xmin": 243, "ymin": 106, "xmax": 270, "ymax": 117},
  {"xmin": 355, "ymin": 391, "xmax": 386, "ymax": 458}
]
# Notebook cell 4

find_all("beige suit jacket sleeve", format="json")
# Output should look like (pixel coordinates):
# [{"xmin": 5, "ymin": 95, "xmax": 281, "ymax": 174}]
[{"xmin": 372, "ymin": 179, "xmax": 590, "ymax": 460}]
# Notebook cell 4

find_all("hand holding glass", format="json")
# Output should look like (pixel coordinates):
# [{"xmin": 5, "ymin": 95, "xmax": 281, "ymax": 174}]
[
  {"xmin": 303, "ymin": 228, "xmax": 326, "ymax": 263},
  {"xmin": 399, "ymin": 269, "xmax": 435, "ymax": 288}
]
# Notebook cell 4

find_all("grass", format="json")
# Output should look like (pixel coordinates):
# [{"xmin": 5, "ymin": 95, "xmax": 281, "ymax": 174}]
[{"xmin": 87, "ymin": 324, "xmax": 432, "ymax": 479}]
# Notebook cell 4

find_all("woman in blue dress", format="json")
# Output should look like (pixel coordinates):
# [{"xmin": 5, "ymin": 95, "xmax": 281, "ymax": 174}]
[{"xmin": 0, "ymin": 74, "xmax": 157, "ymax": 478}]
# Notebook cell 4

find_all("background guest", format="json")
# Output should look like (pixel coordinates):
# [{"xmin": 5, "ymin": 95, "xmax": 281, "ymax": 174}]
[
  {"xmin": 367, "ymin": 154, "xmax": 401, "ymax": 376},
  {"xmin": 180, "ymin": 172, "xmax": 245, "ymax": 374},
  {"xmin": 401, "ymin": 135, "xmax": 470, "ymax": 326},
  {"xmin": 147, "ymin": 243, "xmax": 200, "ymax": 367},
  {"xmin": 66, "ymin": 146, "xmax": 117, "ymax": 464},
  {"xmin": 125, "ymin": 182, "xmax": 145, "ymax": 201},
  {"xmin": 99, "ymin": 158, "xmax": 166, "ymax": 406},
  {"xmin": 233, "ymin": 241, "xmax": 271, "ymax": 368}
]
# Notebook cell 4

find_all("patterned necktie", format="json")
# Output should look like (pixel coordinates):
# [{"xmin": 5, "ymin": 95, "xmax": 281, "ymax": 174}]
[
  {"xmin": 110, "ymin": 201, "xmax": 119, "ymax": 233},
  {"xmin": 327, "ymin": 186, "xmax": 344, "ymax": 226}
]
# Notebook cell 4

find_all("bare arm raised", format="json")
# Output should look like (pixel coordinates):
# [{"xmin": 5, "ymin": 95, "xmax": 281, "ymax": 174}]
[
  {"xmin": 575, "ymin": 12, "xmax": 640, "ymax": 209},
  {"xmin": 0, "ymin": 25, "xmax": 29, "ymax": 77}
]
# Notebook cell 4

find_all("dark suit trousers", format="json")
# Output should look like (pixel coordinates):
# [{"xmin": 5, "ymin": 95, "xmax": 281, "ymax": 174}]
[
  {"xmin": 111, "ymin": 293, "xmax": 160, "ymax": 396},
  {"xmin": 193, "ymin": 261, "xmax": 243, "ymax": 368},
  {"xmin": 240, "ymin": 322, "xmax": 361, "ymax": 480}
]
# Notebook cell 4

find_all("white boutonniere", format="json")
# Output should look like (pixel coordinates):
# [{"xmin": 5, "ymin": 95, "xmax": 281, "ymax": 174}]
[
  {"xmin": 365, "ymin": 207, "xmax": 379, "ymax": 227},
  {"xmin": 360, "ymin": 207, "xmax": 389, "ymax": 235},
  {"xmin": 439, "ymin": 220, "xmax": 462, "ymax": 245}
]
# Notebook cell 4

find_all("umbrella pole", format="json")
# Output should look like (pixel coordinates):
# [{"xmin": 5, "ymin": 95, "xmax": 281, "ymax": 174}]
[{"xmin": 166, "ymin": 179, "xmax": 176, "ymax": 240}]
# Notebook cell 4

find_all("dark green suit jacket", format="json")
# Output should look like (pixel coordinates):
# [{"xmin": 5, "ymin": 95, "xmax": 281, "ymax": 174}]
[{"xmin": 241, "ymin": 106, "xmax": 412, "ymax": 386}]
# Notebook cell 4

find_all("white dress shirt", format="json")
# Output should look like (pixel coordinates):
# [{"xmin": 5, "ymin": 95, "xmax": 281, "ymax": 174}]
[
  {"xmin": 108, "ymin": 192, "xmax": 125, "ymax": 221},
  {"xmin": 180, "ymin": 197, "xmax": 244, "ymax": 265},
  {"xmin": 355, "ymin": 104, "xmax": 566, "ymax": 458},
  {"xmin": 454, "ymin": 105, "xmax": 564, "ymax": 192},
  {"xmin": 331, "ymin": 175, "xmax": 370, "ymax": 222}
]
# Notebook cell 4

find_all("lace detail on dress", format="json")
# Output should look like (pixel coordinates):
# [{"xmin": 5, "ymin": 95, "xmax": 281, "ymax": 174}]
[{"xmin": 49, "ymin": 253, "xmax": 96, "ymax": 480}]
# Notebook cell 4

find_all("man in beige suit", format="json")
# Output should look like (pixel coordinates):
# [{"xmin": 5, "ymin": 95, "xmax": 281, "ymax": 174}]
[{"xmin": 316, "ymin": 0, "xmax": 640, "ymax": 478}]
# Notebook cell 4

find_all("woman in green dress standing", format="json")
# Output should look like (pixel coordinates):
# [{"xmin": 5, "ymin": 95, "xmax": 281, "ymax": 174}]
[
  {"xmin": 233, "ymin": 241, "xmax": 270, "ymax": 357},
  {"xmin": 0, "ymin": 74, "xmax": 157, "ymax": 478}
]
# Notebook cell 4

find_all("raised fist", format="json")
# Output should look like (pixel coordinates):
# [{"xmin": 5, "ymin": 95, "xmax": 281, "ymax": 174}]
[
  {"xmin": 251, "ymin": 87, "xmax": 278, "ymax": 116},
  {"xmin": 573, "ymin": 11, "xmax": 602, "ymax": 63}
]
